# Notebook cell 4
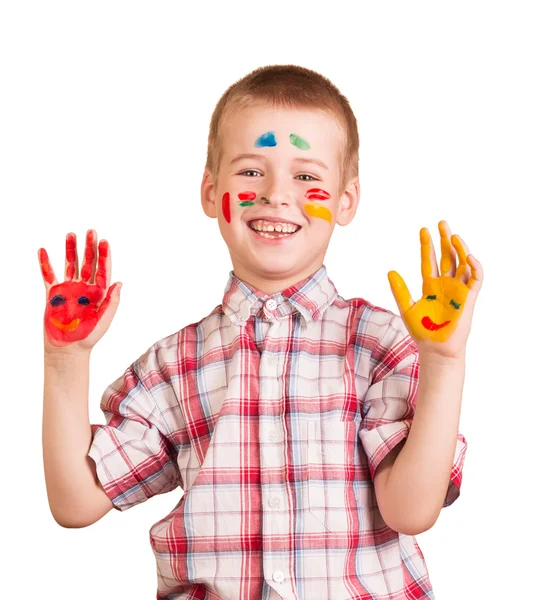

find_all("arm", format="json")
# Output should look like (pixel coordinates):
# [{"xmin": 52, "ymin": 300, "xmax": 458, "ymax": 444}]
[
  {"xmin": 39, "ymin": 230, "xmax": 122, "ymax": 528},
  {"xmin": 374, "ymin": 352, "xmax": 465, "ymax": 535},
  {"xmin": 380, "ymin": 220, "xmax": 483, "ymax": 535},
  {"xmin": 42, "ymin": 350, "xmax": 114, "ymax": 528}
]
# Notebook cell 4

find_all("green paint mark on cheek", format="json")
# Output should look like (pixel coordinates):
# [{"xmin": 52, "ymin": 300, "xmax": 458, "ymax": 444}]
[
  {"xmin": 239, "ymin": 201, "xmax": 255, "ymax": 207},
  {"xmin": 290, "ymin": 133, "xmax": 311, "ymax": 151}
]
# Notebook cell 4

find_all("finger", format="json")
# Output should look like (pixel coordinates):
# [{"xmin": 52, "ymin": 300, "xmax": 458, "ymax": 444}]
[
  {"xmin": 38, "ymin": 248, "xmax": 57, "ymax": 287},
  {"xmin": 420, "ymin": 228, "xmax": 439, "ymax": 280},
  {"xmin": 452, "ymin": 234, "xmax": 469, "ymax": 281},
  {"xmin": 388, "ymin": 270, "xmax": 414, "ymax": 314},
  {"xmin": 439, "ymin": 220, "xmax": 456, "ymax": 276},
  {"xmin": 65, "ymin": 233, "xmax": 79, "ymax": 280},
  {"xmin": 96, "ymin": 239, "xmax": 109, "ymax": 290},
  {"xmin": 97, "ymin": 282, "xmax": 121, "ymax": 321},
  {"xmin": 466, "ymin": 254, "xmax": 483, "ymax": 292},
  {"xmin": 80, "ymin": 229, "xmax": 97, "ymax": 283}
]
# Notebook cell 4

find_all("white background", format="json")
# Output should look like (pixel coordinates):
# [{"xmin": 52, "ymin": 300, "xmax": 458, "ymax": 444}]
[{"xmin": 1, "ymin": 1, "xmax": 554, "ymax": 598}]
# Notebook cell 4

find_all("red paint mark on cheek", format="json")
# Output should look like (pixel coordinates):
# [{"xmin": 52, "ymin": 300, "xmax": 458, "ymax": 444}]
[
  {"xmin": 222, "ymin": 192, "xmax": 231, "ymax": 223},
  {"xmin": 421, "ymin": 316, "xmax": 451, "ymax": 331},
  {"xmin": 238, "ymin": 191, "xmax": 257, "ymax": 201},
  {"xmin": 305, "ymin": 188, "xmax": 331, "ymax": 201}
]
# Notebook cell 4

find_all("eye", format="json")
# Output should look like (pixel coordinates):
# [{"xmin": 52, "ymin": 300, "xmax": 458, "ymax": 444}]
[
  {"xmin": 426, "ymin": 295, "xmax": 436, "ymax": 301},
  {"xmin": 450, "ymin": 299, "xmax": 461, "ymax": 310},
  {"xmin": 239, "ymin": 170, "xmax": 262, "ymax": 177},
  {"xmin": 78, "ymin": 296, "xmax": 90, "ymax": 306},
  {"xmin": 50, "ymin": 294, "xmax": 66, "ymax": 307},
  {"xmin": 297, "ymin": 174, "xmax": 317, "ymax": 181}
]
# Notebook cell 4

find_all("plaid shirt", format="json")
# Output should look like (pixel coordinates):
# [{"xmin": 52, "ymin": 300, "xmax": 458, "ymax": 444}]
[{"xmin": 88, "ymin": 266, "xmax": 467, "ymax": 600}]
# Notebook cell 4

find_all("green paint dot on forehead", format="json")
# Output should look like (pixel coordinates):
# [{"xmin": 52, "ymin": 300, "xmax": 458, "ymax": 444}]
[{"xmin": 289, "ymin": 133, "xmax": 311, "ymax": 151}]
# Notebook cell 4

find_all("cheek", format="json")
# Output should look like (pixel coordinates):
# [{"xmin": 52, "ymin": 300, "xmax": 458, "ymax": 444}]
[
  {"xmin": 304, "ymin": 202, "xmax": 332, "ymax": 224},
  {"xmin": 305, "ymin": 188, "xmax": 331, "ymax": 201},
  {"xmin": 221, "ymin": 192, "xmax": 231, "ymax": 223}
]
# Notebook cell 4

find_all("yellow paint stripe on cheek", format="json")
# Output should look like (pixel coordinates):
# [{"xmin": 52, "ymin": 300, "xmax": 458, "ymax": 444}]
[{"xmin": 304, "ymin": 202, "xmax": 332, "ymax": 224}]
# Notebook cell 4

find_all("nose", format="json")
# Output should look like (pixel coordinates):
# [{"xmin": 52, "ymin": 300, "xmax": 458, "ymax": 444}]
[{"xmin": 261, "ymin": 173, "xmax": 294, "ymax": 207}]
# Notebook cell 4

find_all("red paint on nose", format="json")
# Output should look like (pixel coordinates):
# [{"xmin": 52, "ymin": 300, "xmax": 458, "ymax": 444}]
[{"xmin": 421, "ymin": 316, "xmax": 451, "ymax": 331}]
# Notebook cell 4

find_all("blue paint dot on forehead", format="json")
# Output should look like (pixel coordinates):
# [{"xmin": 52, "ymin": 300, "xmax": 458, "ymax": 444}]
[{"xmin": 254, "ymin": 131, "xmax": 277, "ymax": 147}]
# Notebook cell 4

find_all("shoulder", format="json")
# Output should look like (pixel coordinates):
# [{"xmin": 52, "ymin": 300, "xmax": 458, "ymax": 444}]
[
  {"xmin": 334, "ymin": 294, "xmax": 412, "ymax": 344},
  {"xmin": 134, "ymin": 304, "xmax": 225, "ymax": 376},
  {"xmin": 332, "ymin": 295, "xmax": 418, "ymax": 376}
]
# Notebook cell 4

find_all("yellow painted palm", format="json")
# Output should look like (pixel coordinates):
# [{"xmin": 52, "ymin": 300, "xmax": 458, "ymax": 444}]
[{"xmin": 388, "ymin": 222, "xmax": 479, "ymax": 344}]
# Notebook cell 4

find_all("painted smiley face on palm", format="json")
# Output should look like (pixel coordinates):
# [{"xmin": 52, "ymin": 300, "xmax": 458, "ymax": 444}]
[
  {"xmin": 40, "ymin": 231, "xmax": 111, "ymax": 345},
  {"xmin": 388, "ymin": 224, "xmax": 477, "ymax": 343},
  {"xmin": 394, "ymin": 274, "xmax": 469, "ymax": 343}
]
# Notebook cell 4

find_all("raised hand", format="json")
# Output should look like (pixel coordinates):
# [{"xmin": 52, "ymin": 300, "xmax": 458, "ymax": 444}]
[
  {"xmin": 38, "ymin": 230, "xmax": 122, "ymax": 351},
  {"xmin": 387, "ymin": 220, "xmax": 483, "ymax": 358}
]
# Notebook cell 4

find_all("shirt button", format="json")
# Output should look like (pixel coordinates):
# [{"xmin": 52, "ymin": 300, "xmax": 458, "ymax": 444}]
[
  {"xmin": 268, "ymin": 429, "xmax": 279, "ymax": 442},
  {"xmin": 273, "ymin": 571, "xmax": 285, "ymax": 583},
  {"xmin": 265, "ymin": 298, "xmax": 277, "ymax": 310},
  {"xmin": 268, "ymin": 497, "xmax": 281, "ymax": 509}
]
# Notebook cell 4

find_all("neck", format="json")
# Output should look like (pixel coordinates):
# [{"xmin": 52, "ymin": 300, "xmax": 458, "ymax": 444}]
[{"xmin": 232, "ymin": 264, "xmax": 323, "ymax": 295}]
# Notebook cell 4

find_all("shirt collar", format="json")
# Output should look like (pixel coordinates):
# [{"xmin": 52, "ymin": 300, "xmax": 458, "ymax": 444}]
[{"xmin": 222, "ymin": 265, "xmax": 338, "ymax": 326}]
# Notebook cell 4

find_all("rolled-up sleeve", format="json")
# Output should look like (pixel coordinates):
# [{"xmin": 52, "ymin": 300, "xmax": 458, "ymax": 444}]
[
  {"xmin": 87, "ymin": 360, "xmax": 181, "ymax": 512},
  {"xmin": 358, "ymin": 328, "xmax": 467, "ymax": 508}
]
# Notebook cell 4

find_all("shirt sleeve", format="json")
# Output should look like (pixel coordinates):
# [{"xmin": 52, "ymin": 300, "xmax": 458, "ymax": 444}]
[
  {"xmin": 358, "ymin": 323, "xmax": 467, "ymax": 508},
  {"xmin": 87, "ymin": 358, "xmax": 181, "ymax": 512}
]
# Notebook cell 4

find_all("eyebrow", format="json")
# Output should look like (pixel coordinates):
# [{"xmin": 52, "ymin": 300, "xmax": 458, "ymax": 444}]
[
  {"xmin": 229, "ymin": 153, "xmax": 329, "ymax": 171},
  {"xmin": 292, "ymin": 157, "xmax": 329, "ymax": 170},
  {"xmin": 229, "ymin": 153, "xmax": 266, "ymax": 165}
]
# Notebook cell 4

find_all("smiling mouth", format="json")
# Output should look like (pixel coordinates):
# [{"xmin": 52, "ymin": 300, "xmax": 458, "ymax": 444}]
[
  {"xmin": 421, "ymin": 316, "xmax": 451, "ymax": 331},
  {"xmin": 50, "ymin": 317, "xmax": 81, "ymax": 332},
  {"xmin": 248, "ymin": 219, "xmax": 301, "ymax": 239}
]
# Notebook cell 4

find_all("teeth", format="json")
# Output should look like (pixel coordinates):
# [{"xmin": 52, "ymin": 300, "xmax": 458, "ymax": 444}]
[
  {"xmin": 250, "ymin": 220, "xmax": 300, "ymax": 234},
  {"xmin": 255, "ymin": 231, "xmax": 291, "ymax": 239}
]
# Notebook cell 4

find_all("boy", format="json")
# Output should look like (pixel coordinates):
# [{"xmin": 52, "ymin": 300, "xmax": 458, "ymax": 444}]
[{"xmin": 40, "ymin": 65, "xmax": 483, "ymax": 599}]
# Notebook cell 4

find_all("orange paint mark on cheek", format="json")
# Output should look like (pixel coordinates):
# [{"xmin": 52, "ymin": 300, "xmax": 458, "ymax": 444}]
[{"xmin": 304, "ymin": 202, "xmax": 332, "ymax": 224}]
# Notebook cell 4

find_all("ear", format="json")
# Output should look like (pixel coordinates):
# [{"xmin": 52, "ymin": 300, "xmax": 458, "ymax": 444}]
[
  {"xmin": 201, "ymin": 169, "xmax": 218, "ymax": 219},
  {"xmin": 336, "ymin": 177, "xmax": 360, "ymax": 226}
]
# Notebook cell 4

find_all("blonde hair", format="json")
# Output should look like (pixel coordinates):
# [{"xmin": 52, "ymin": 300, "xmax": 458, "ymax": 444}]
[{"xmin": 205, "ymin": 64, "xmax": 359, "ymax": 189}]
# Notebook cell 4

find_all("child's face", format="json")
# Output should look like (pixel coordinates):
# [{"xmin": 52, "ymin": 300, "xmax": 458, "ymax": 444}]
[{"xmin": 201, "ymin": 105, "xmax": 359, "ymax": 292}]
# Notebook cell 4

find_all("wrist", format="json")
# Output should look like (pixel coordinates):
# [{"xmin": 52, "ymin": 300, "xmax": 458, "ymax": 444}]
[
  {"xmin": 418, "ymin": 348, "xmax": 465, "ymax": 369},
  {"xmin": 44, "ymin": 347, "xmax": 91, "ymax": 368}
]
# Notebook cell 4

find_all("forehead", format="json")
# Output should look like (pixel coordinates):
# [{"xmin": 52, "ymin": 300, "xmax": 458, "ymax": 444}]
[{"xmin": 221, "ymin": 105, "xmax": 345, "ymax": 157}]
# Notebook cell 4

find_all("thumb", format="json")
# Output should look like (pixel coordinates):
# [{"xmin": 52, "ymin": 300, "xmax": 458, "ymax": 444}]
[
  {"xmin": 97, "ymin": 282, "xmax": 122, "ymax": 326},
  {"xmin": 387, "ymin": 270, "xmax": 413, "ymax": 315}
]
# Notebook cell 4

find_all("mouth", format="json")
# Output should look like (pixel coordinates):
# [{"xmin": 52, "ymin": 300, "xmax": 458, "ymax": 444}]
[
  {"xmin": 50, "ymin": 317, "xmax": 81, "ymax": 332},
  {"xmin": 421, "ymin": 316, "xmax": 451, "ymax": 331},
  {"xmin": 248, "ymin": 218, "xmax": 301, "ymax": 240}
]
